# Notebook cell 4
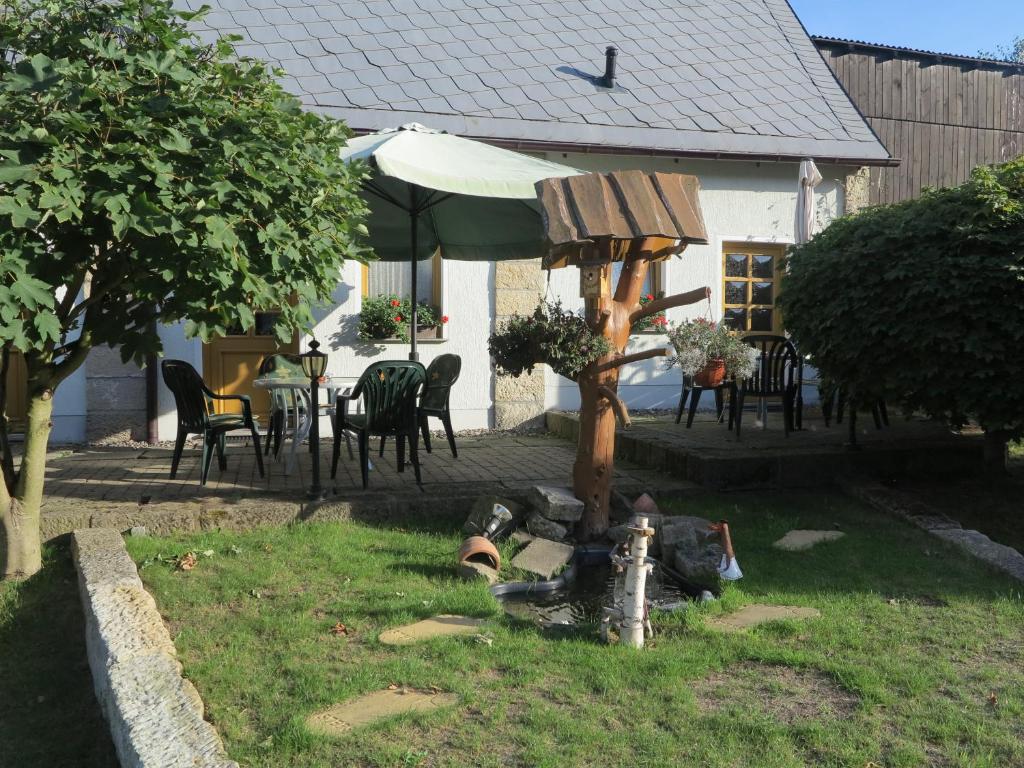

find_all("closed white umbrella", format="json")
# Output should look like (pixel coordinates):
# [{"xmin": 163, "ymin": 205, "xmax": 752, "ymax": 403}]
[{"xmin": 796, "ymin": 158, "xmax": 823, "ymax": 244}]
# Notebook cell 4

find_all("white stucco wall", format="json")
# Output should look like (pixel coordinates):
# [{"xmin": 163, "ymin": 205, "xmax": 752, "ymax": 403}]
[
  {"xmin": 148, "ymin": 154, "xmax": 848, "ymax": 439},
  {"xmin": 542, "ymin": 154, "xmax": 852, "ymax": 414}
]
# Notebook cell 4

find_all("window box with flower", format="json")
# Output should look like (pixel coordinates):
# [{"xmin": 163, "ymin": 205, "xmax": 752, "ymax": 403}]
[
  {"xmin": 358, "ymin": 294, "xmax": 448, "ymax": 343},
  {"xmin": 631, "ymin": 293, "xmax": 669, "ymax": 334}
]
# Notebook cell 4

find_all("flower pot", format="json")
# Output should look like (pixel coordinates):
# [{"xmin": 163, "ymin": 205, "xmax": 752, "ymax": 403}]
[
  {"xmin": 694, "ymin": 358, "xmax": 726, "ymax": 388},
  {"xmin": 458, "ymin": 535, "xmax": 501, "ymax": 571}
]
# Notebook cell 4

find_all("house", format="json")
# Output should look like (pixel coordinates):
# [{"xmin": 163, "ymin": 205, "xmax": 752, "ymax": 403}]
[
  {"xmin": 814, "ymin": 37, "xmax": 1024, "ymax": 206},
  {"xmin": 32, "ymin": 0, "xmax": 894, "ymax": 443}
]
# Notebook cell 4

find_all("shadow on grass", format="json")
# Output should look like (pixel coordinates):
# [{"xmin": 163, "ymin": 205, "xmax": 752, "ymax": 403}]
[{"xmin": 0, "ymin": 547, "xmax": 118, "ymax": 768}]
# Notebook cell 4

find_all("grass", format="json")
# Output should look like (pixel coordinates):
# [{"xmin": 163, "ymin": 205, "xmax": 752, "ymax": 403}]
[
  {"xmin": 126, "ymin": 491, "xmax": 1024, "ymax": 768},
  {"xmin": 0, "ymin": 547, "xmax": 118, "ymax": 768}
]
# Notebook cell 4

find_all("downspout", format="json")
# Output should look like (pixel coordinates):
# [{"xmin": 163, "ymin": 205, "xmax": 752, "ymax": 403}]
[{"xmin": 146, "ymin": 319, "xmax": 158, "ymax": 445}]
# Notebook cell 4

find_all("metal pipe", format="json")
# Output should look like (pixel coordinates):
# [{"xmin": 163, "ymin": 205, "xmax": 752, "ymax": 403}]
[
  {"xmin": 601, "ymin": 46, "xmax": 617, "ymax": 88},
  {"xmin": 409, "ymin": 185, "xmax": 419, "ymax": 361}
]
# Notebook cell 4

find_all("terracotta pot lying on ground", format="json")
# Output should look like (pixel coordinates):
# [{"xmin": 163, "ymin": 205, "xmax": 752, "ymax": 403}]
[{"xmin": 458, "ymin": 535, "xmax": 501, "ymax": 570}]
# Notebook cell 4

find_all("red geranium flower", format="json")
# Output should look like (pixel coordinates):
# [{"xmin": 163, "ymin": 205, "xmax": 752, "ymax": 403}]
[
  {"xmin": 646, "ymin": 293, "xmax": 654, "ymax": 301},
  {"xmin": 390, "ymin": 299, "xmax": 400, "ymax": 307},
  {"xmin": 393, "ymin": 315, "xmax": 402, "ymax": 322},
  {"xmin": 441, "ymin": 315, "xmax": 449, "ymax": 324}
]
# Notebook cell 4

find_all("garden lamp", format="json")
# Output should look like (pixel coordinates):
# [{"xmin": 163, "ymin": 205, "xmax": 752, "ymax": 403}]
[{"xmin": 300, "ymin": 340, "xmax": 328, "ymax": 499}]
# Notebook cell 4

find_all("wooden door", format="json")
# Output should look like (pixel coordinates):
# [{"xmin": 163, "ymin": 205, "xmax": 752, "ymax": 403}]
[
  {"xmin": 3, "ymin": 351, "xmax": 27, "ymax": 431},
  {"xmin": 202, "ymin": 312, "xmax": 298, "ymax": 419}
]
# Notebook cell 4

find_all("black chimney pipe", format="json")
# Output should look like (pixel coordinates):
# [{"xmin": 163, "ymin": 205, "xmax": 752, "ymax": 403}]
[{"xmin": 600, "ymin": 45, "xmax": 617, "ymax": 88}]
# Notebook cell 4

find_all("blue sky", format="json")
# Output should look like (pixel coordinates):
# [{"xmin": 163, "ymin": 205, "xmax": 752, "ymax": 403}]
[{"xmin": 787, "ymin": 0, "xmax": 1024, "ymax": 59}]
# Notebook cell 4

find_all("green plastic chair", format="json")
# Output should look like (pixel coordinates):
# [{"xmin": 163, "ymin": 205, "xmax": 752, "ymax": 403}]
[
  {"xmin": 419, "ymin": 353, "xmax": 462, "ymax": 457},
  {"xmin": 330, "ymin": 360, "xmax": 426, "ymax": 488},
  {"xmin": 257, "ymin": 353, "xmax": 304, "ymax": 457},
  {"xmin": 160, "ymin": 359, "xmax": 265, "ymax": 486}
]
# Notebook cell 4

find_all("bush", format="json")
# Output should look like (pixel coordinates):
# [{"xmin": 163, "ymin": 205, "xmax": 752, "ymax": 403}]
[
  {"xmin": 488, "ymin": 301, "xmax": 612, "ymax": 381},
  {"xmin": 780, "ymin": 158, "xmax": 1024, "ymax": 466},
  {"xmin": 358, "ymin": 294, "xmax": 446, "ymax": 342}
]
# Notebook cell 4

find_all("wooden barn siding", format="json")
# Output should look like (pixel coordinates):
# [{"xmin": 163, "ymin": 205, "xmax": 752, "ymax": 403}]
[{"xmin": 819, "ymin": 48, "xmax": 1024, "ymax": 205}]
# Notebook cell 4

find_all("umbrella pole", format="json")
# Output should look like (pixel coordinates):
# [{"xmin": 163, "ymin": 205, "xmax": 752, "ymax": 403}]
[{"xmin": 409, "ymin": 185, "xmax": 419, "ymax": 361}]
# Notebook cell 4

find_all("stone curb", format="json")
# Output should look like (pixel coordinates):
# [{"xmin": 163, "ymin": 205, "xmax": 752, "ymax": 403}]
[
  {"xmin": 72, "ymin": 528, "xmax": 239, "ymax": 768},
  {"xmin": 838, "ymin": 477, "xmax": 1024, "ymax": 583}
]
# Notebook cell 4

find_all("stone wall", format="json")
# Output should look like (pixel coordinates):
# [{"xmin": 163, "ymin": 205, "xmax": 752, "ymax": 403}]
[
  {"xmin": 492, "ymin": 259, "xmax": 545, "ymax": 430},
  {"xmin": 844, "ymin": 167, "xmax": 871, "ymax": 215},
  {"xmin": 86, "ymin": 345, "xmax": 147, "ymax": 444},
  {"xmin": 73, "ymin": 528, "xmax": 238, "ymax": 768}
]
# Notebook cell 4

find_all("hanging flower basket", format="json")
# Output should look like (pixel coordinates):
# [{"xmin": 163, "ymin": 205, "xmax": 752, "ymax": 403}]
[{"xmin": 693, "ymin": 357, "xmax": 726, "ymax": 388}]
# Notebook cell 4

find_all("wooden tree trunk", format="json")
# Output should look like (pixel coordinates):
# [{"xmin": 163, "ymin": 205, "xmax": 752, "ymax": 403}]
[
  {"xmin": 574, "ymin": 249, "xmax": 650, "ymax": 540},
  {"xmin": 1, "ymin": 385, "xmax": 53, "ymax": 579}
]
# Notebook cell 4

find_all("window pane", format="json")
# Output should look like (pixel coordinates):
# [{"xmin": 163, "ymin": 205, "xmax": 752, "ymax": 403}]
[
  {"xmin": 725, "ymin": 281, "xmax": 746, "ymax": 305},
  {"xmin": 368, "ymin": 258, "xmax": 434, "ymax": 302},
  {"xmin": 724, "ymin": 308, "xmax": 747, "ymax": 330},
  {"xmin": 254, "ymin": 312, "xmax": 279, "ymax": 336},
  {"xmin": 611, "ymin": 261, "xmax": 653, "ymax": 296},
  {"xmin": 725, "ymin": 254, "xmax": 747, "ymax": 277},
  {"xmin": 750, "ymin": 281, "xmax": 773, "ymax": 305},
  {"xmin": 752, "ymin": 254, "xmax": 774, "ymax": 278},
  {"xmin": 750, "ymin": 308, "xmax": 773, "ymax": 332}
]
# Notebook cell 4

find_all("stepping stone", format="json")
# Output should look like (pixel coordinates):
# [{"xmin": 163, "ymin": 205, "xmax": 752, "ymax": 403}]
[
  {"xmin": 509, "ymin": 537, "xmax": 574, "ymax": 579},
  {"xmin": 378, "ymin": 615, "xmax": 485, "ymax": 646},
  {"xmin": 773, "ymin": 530, "xmax": 846, "ymax": 552},
  {"xmin": 510, "ymin": 530, "xmax": 535, "ymax": 545},
  {"xmin": 307, "ymin": 688, "xmax": 458, "ymax": 736},
  {"xmin": 707, "ymin": 604, "xmax": 821, "ymax": 633}
]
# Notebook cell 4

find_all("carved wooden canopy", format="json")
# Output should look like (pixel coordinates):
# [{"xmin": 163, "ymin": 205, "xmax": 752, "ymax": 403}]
[{"xmin": 535, "ymin": 170, "xmax": 709, "ymax": 270}]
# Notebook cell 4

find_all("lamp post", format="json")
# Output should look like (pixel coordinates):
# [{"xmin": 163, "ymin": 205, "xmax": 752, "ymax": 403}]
[{"xmin": 300, "ymin": 339, "xmax": 329, "ymax": 499}]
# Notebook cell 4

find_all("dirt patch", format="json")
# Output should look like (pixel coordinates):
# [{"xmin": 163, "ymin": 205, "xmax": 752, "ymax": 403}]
[{"xmin": 693, "ymin": 662, "xmax": 859, "ymax": 725}]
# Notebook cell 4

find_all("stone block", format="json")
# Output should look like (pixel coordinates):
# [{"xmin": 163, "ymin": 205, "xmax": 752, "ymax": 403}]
[
  {"xmin": 525, "ymin": 511, "xmax": 567, "ymax": 541},
  {"xmin": 528, "ymin": 485, "xmax": 584, "ymax": 522},
  {"xmin": 509, "ymin": 537, "xmax": 574, "ymax": 579},
  {"xmin": 772, "ymin": 530, "xmax": 846, "ymax": 552},
  {"xmin": 87, "ymin": 376, "xmax": 146, "ymax": 412},
  {"xmin": 86, "ymin": 345, "xmax": 145, "ymax": 378},
  {"xmin": 494, "ymin": 290, "xmax": 542, "ymax": 318},
  {"xmin": 494, "ymin": 370, "xmax": 545, "ymax": 403},
  {"xmin": 458, "ymin": 561, "xmax": 500, "ymax": 584},
  {"xmin": 495, "ymin": 259, "xmax": 544, "ymax": 290},
  {"xmin": 494, "ymin": 402, "xmax": 545, "ymax": 431}
]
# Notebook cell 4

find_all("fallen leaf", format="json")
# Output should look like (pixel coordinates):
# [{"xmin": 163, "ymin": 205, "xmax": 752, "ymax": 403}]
[
  {"xmin": 988, "ymin": 691, "xmax": 998, "ymax": 707},
  {"xmin": 249, "ymin": 588, "xmax": 262, "ymax": 599},
  {"xmin": 472, "ymin": 634, "xmax": 493, "ymax": 646},
  {"xmin": 387, "ymin": 684, "xmax": 399, "ymax": 690},
  {"xmin": 201, "ymin": 549, "xmax": 214, "ymax": 558},
  {"xmin": 330, "ymin": 622, "xmax": 348, "ymax": 636},
  {"xmin": 395, "ymin": 591, "xmax": 405, "ymax": 597},
  {"xmin": 262, "ymin": 543, "xmax": 273, "ymax": 553},
  {"xmin": 177, "ymin": 552, "xmax": 197, "ymax": 571},
  {"xmin": 229, "ymin": 544, "xmax": 243, "ymax": 555}
]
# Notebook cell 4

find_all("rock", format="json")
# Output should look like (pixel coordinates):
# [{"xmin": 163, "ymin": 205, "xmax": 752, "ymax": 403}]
[
  {"xmin": 528, "ymin": 485, "xmax": 584, "ymax": 523},
  {"xmin": 632, "ymin": 493, "xmax": 660, "ymax": 517},
  {"xmin": 128, "ymin": 525, "xmax": 148, "ymax": 537},
  {"xmin": 458, "ymin": 561, "xmax": 499, "ymax": 585},
  {"xmin": 510, "ymin": 530, "xmax": 535, "ymax": 546},
  {"xmin": 462, "ymin": 495, "xmax": 523, "ymax": 538},
  {"xmin": 773, "ymin": 530, "xmax": 846, "ymax": 552},
  {"xmin": 663, "ymin": 516, "xmax": 723, "ymax": 594},
  {"xmin": 706, "ymin": 604, "xmax": 821, "ymax": 632},
  {"xmin": 525, "ymin": 512, "xmax": 567, "ymax": 541},
  {"xmin": 509, "ymin": 538, "xmax": 575, "ymax": 580}
]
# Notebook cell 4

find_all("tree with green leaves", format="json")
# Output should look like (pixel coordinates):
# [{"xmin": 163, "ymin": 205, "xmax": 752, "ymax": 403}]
[
  {"xmin": 0, "ymin": 0, "xmax": 369, "ymax": 578},
  {"xmin": 979, "ymin": 36, "xmax": 1024, "ymax": 63},
  {"xmin": 780, "ymin": 158, "xmax": 1024, "ymax": 471}
]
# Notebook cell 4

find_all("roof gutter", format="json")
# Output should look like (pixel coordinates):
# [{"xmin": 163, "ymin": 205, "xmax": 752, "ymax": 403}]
[{"xmin": 349, "ymin": 128, "xmax": 900, "ymax": 167}]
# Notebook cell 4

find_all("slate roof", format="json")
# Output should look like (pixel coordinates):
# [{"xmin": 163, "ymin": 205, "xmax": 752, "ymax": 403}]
[{"xmin": 183, "ymin": 0, "xmax": 891, "ymax": 163}]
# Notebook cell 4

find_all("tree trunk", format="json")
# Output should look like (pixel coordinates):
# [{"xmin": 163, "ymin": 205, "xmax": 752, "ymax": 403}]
[
  {"xmin": 1, "ymin": 387, "xmax": 53, "ymax": 579},
  {"xmin": 983, "ymin": 429, "xmax": 1011, "ymax": 474},
  {"xmin": 573, "ymin": 252, "xmax": 649, "ymax": 541}
]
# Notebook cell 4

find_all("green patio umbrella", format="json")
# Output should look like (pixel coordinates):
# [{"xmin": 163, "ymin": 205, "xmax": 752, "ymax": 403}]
[{"xmin": 339, "ymin": 123, "xmax": 582, "ymax": 359}]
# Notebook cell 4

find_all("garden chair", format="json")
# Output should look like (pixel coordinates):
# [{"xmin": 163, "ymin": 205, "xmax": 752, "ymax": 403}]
[
  {"xmin": 330, "ymin": 360, "xmax": 426, "ymax": 489},
  {"xmin": 160, "ymin": 359, "xmax": 265, "ymax": 486},
  {"xmin": 675, "ymin": 373, "xmax": 728, "ymax": 429},
  {"xmin": 257, "ymin": 353, "xmax": 342, "ymax": 458},
  {"xmin": 729, "ymin": 335, "xmax": 801, "ymax": 438},
  {"xmin": 380, "ymin": 353, "xmax": 462, "ymax": 458}
]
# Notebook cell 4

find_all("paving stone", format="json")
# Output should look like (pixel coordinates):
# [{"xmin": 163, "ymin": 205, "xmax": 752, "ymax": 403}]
[
  {"xmin": 510, "ymin": 530, "xmax": 535, "ymax": 545},
  {"xmin": 509, "ymin": 537, "xmax": 574, "ymax": 579},
  {"xmin": 458, "ymin": 561, "xmax": 500, "ymax": 584},
  {"xmin": 378, "ymin": 615, "xmax": 485, "ymax": 646},
  {"xmin": 306, "ymin": 688, "xmax": 458, "ymax": 736},
  {"xmin": 773, "ymin": 530, "xmax": 846, "ymax": 552},
  {"xmin": 528, "ymin": 485, "xmax": 584, "ymax": 522},
  {"xmin": 707, "ymin": 604, "xmax": 821, "ymax": 633}
]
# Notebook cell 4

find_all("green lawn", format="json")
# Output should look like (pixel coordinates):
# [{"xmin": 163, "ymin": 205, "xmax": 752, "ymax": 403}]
[
  {"xmin": 127, "ymin": 491, "xmax": 1024, "ymax": 768},
  {"xmin": 0, "ymin": 547, "xmax": 118, "ymax": 768}
]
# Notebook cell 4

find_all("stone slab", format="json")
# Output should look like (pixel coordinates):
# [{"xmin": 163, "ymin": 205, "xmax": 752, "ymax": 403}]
[
  {"xmin": 458, "ymin": 561, "xmax": 500, "ymax": 585},
  {"xmin": 378, "ymin": 615, "xmax": 485, "ymax": 646},
  {"xmin": 509, "ymin": 537, "xmax": 574, "ymax": 579},
  {"xmin": 525, "ymin": 511, "xmax": 567, "ymax": 541},
  {"xmin": 707, "ymin": 604, "xmax": 821, "ymax": 633},
  {"xmin": 528, "ymin": 485, "xmax": 584, "ymax": 522},
  {"xmin": 307, "ymin": 689, "xmax": 458, "ymax": 736},
  {"xmin": 773, "ymin": 530, "xmax": 846, "ymax": 552}
]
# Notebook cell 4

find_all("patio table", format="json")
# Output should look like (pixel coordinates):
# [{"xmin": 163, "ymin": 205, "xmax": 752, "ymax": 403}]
[{"xmin": 252, "ymin": 376, "xmax": 357, "ymax": 475}]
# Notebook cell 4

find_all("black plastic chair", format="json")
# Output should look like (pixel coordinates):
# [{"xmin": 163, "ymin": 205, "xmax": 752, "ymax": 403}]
[
  {"xmin": 160, "ymin": 359, "xmax": 265, "ymax": 485},
  {"xmin": 676, "ymin": 373, "xmax": 728, "ymax": 428},
  {"xmin": 330, "ymin": 360, "xmax": 426, "ymax": 488},
  {"xmin": 418, "ymin": 353, "xmax": 462, "ymax": 457},
  {"xmin": 257, "ymin": 353, "xmax": 303, "ymax": 458},
  {"xmin": 729, "ymin": 335, "xmax": 801, "ymax": 438}
]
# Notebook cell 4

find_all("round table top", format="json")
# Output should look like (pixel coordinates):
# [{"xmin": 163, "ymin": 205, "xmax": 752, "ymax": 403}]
[{"xmin": 253, "ymin": 376, "xmax": 353, "ymax": 392}]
